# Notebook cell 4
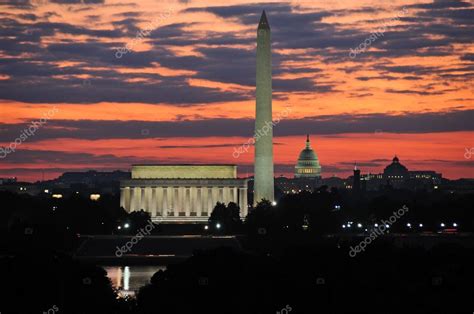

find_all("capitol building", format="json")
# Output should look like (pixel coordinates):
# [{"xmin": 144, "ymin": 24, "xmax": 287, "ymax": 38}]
[{"xmin": 294, "ymin": 135, "xmax": 322, "ymax": 178}]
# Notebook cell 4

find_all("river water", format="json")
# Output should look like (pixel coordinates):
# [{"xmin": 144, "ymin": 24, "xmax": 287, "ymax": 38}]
[{"xmin": 104, "ymin": 265, "xmax": 166, "ymax": 297}]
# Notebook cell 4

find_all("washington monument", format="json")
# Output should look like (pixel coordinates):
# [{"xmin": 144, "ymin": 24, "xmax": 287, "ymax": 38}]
[{"xmin": 254, "ymin": 10, "xmax": 274, "ymax": 205}]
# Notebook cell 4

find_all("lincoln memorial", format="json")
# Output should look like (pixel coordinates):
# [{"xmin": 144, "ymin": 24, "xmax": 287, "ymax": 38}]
[{"xmin": 120, "ymin": 164, "xmax": 248, "ymax": 222}]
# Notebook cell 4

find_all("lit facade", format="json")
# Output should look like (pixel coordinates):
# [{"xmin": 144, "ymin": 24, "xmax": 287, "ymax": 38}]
[{"xmin": 120, "ymin": 165, "xmax": 248, "ymax": 222}]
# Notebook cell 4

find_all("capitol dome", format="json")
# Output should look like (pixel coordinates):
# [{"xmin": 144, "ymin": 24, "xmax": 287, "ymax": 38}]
[
  {"xmin": 294, "ymin": 135, "xmax": 322, "ymax": 178},
  {"xmin": 383, "ymin": 156, "xmax": 409, "ymax": 179}
]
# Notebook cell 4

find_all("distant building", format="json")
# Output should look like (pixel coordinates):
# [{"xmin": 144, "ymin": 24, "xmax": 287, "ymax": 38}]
[
  {"xmin": 58, "ymin": 170, "xmax": 130, "ymax": 186},
  {"xmin": 120, "ymin": 165, "xmax": 248, "ymax": 223},
  {"xmin": 382, "ymin": 156, "xmax": 409, "ymax": 188},
  {"xmin": 294, "ymin": 135, "xmax": 321, "ymax": 178},
  {"xmin": 0, "ymin": 177, "xmax": 17, "ymax": 185},
  {"xmin": 348, "ymin": 156, "xmax": 442, "ymax": 191}
]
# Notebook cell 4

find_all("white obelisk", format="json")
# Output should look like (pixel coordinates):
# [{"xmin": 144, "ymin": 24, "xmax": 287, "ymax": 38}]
[{"xmin": 254, "ymin": 10, "xmax": 274, "ymax": 205}]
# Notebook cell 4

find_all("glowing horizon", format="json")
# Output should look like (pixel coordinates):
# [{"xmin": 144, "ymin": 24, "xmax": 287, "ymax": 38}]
[{"xmin": 0, "ymin": 0, "xmax": 473, "ymax": 182}]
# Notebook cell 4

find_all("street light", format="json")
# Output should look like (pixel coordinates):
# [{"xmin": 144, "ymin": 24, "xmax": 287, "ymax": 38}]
[
  {"xmin": 271, "ymin": 201, "xmax": 277, "ymax": 206},
  {"xmin": 440, "ymin": 223, "xmax": 445, "ymax": 227},
  {"xmin": 124, "ymin": 223, "xmax": 130, "ymax": 229},
  {"xmin": 453, "ymin": 223, "xmax": 458, "ymax": 227},
  {"xmin": 216, "ymin": 223, "xmax": 221, "ymax": 229},
  {"xmin": 204, "ymin": 225, "xmax": 209, "ymax": 230}
]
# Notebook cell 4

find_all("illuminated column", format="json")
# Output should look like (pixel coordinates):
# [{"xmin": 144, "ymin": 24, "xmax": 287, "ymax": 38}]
[
  {"xmin": 196, "ymin": 187, "xmax": 202, "ymax": 217},
  {"xmin": 185, "ymin": 187, "xmax": 191, "ymax": 217},
  {"xmin": 209, "ymin": 187, "xmax": 216, "ymax": 214},
  {"xmin": 129, "ymin": 188, "xmax": 135, "ymax": 212},
  {"xmin": 120, "ymin": 188, "xmax": 125, "ymax": 209},
  {"xmin": 174, "ymin": 187, "xmax": 180, "ymax": 217},
  {"xmin": 156, "ymin": 187, "xmax": 163, "ymax": 217},
  {"xmin": 162, "ymin": 187, "xmax": 168, "ymax": 217},
  {"xmin": 145, "ymin": 187, "xmax": 154, "ymax": 216},
  {"xmin": 148, "ymin": 187, "xmax": 155, "ymax": 215},
  {"xmin": 202, "ymin": 187, "xmax": 209, "ymax": 215},
  {"xmin": 124, "ymin": 188, "xmax": 131, "ymax": 212},
  {"xmin": 223, "ymin": 186, "xmax": 230, "ymax": 205},
  {"xmin": 218, "ymin": 187, "xmax": 224, "ymax": 204},
  {"xmin": 130, "ymin": 187, "xmax": 139, "ymax": 212},
  {"xmin": 233, "ymin": 187, "xmax": 238, "ymax": 203},
  {"xmin": 190, "ymin": 186, "xmax": 197, "ymax": 216},
  {"xmin": 239, "ymin": 187, "xmax": 248, "ymax": 218},
  {"xmin": 140, "ymin": 187, "xmax": 146, "ymax": 211}
]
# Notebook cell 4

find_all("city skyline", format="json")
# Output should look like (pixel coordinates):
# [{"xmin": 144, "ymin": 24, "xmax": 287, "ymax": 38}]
[{"xmin": 0, "ymin": 0, "xmax": 473, "ymax": 181}]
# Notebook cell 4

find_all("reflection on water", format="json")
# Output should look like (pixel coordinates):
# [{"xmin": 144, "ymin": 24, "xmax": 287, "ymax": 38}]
[{"xmin": 104, "ymin": 265, "xmax": 166, "ymax": 297}]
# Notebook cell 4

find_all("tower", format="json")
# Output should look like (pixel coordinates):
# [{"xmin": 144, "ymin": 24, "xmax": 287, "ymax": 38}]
[
  {"xmin": 353, "ymin": 163, "xmax": 361, "ymax": 193},
  {"xmin": 254, "ymin": 10, "xmax": 274, "ymax": 205}
]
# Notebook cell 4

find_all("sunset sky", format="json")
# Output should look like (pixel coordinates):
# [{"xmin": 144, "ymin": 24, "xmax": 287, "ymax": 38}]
[{"xmin": 0, "ymin": 0, "xmax": 473, "ymax": 181}]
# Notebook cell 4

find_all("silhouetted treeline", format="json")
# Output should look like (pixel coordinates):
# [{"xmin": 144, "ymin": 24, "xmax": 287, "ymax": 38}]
[
  {"xmin": 0, "ymin": 191, "xmax": 156, "ymax": 254},
  {"xmin": 136, "ymin": 242, "xmax": 473, "ymax": 314},
  {"xmin": 243, "ymin": 187, "xmax": 474, "ymax": 236},
  {"xmin": 4, "ymin": 242, "xmax": 471, "ymax": 314},
  {"xmin": 1, "ymin": 252, "xmax": 135, "ymax": 314}
]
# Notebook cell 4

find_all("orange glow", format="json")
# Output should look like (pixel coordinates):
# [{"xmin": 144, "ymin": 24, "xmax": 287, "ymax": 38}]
[{"xmin": 0, "ymin": 0, "xmax": 473, "ymax": 182}]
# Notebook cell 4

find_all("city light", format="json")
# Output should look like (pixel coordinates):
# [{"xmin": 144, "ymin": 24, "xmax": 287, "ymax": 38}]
[
  {"xmin": 117, "ymin": 226, "xmax": 122, "ymax": 230},
  {"xmin": 407, "ymin": 223, "xmax": 411, "ymax": 227},
  {"xmin": 204, "ymin": 225, "xmax": 209, "ymax": 230},
  {"xmin": 374, "ymin": 223, "xmax": 379, "ymax": 227},
  {"xmin": 271, "ymin": 201, "xmax": 277, "ymax": 206},
  {"xmin": 124, "ymin": 223, "xmax": 130, "ymax": 229},
  {"xmin": 216, "ymin": 223, "xmax": 221, "ymax": 229},
  {"xmin": 357, "ymin": 223, "xmax": 362, "ymax": 228},
  {"xmin": 453, "ymin": 223, "xmax": 458, "ymax": 227},
  {"xmin": 419, "ymin": 223, "xmax": 423, "ymax": 227},
  {"xmin": 342, "ymin": 225, "xmax": 346, "ymax": 228},
  {"xmin": 90, "ymin": 194, "xmax": 101, "ymax": 201},
  {"xmin": 440, "ymin": 223, "xmax": 445, "ymax": 227}
]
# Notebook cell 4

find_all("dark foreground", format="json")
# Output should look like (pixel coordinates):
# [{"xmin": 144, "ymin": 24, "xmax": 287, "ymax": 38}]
[{"xmin": 1, "ymin": 234, "xmax": 473, "ymax": 314}]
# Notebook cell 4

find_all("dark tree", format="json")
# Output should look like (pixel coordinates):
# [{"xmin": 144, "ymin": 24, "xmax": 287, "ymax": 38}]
[{"xmin": 209, "ymin": 202, "xmax": 242, "ymax": 233}]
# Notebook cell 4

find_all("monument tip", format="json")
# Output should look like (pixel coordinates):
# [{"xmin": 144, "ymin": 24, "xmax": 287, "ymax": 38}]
[{"xmin": 258, "ymin": 10, "xmax": 270, "ymax": 30}]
